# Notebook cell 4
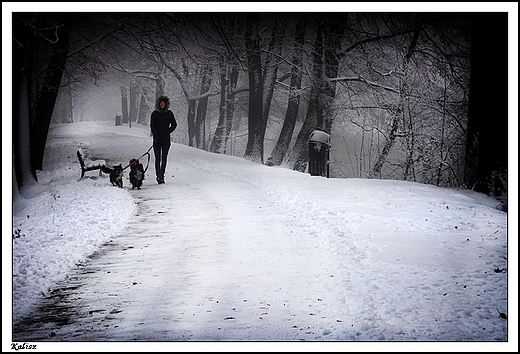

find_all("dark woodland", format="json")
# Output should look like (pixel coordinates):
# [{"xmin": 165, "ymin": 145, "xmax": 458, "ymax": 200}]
[{"xmin": 12, "ymin": 12, "xmax": 509, "ymax": 211}]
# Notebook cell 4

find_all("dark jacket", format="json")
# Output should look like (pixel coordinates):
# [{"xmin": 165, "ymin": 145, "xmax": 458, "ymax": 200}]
[{"xmin": 150, "ymin": 96, "xmax": 177, "ymax": 141}]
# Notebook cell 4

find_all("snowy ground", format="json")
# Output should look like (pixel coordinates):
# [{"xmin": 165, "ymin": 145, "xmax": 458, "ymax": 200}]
[{"xmin": 7, "ymin": 121, "xmax": 516, "ymax": 351}]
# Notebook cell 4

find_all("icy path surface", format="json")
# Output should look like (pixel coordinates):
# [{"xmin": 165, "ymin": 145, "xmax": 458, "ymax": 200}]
[
  {"xmin": 13, "ymin": 156, "xmax": 352, "ymax": 341},
  {"xmin": 11, "ymin": 123, "xmax": 508, "ymax": 344}
]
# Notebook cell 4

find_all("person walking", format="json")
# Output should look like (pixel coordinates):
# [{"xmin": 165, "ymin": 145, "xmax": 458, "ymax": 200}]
[{"xmin": 150, "ymin": 95, "xmax": 177, "ymax": 184}]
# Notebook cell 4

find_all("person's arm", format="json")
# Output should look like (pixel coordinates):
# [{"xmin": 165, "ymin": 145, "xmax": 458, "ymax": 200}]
[
  {"xmin": 168, "ymin": 111, "xmax": 177, "ymax": 133},
  {"xmin": 150, "ymin": 111, "xmax": 158, "ymax": 138}
]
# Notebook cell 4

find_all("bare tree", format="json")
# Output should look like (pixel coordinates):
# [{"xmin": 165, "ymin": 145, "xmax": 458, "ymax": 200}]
[
  {"xmin": 267, "ymin": 14, "xmax": 308, "ymax": 166},
  {"xmin": 13, "ymin": 13, "xmax": 71, "ymax": 194},
  {"xmin": 243, "ymin": 13, "xmax": 265, "ymax": 163},
  {"xmin": 210, "ymin": 64, "xmax": 240, "ymax": 154},
  {"xmin": 261, "ymin": 15, "xmax": 286, "ymax": 136},
  {"xmin": 16, "ymin": 12, "xmax": 506, "ymax": 207},
  {"xmin": 286, "ymin": 14, "xmax": 345, "ymax": 172},
  {"xmin": 120, "ymin": 86, "xmax": 129, "ymax": 123}
]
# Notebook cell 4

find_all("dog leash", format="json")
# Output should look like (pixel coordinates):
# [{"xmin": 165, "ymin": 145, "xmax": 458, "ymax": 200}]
[{"xmin": 123, "ymin": 145, "xmax": 153, "ymax": 172}]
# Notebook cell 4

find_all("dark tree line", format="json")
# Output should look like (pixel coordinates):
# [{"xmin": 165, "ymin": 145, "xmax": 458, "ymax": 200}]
[
  {"xmin": 464, "ymin": 13, "xmax": 508, "ymax": 209},
  {"xmin": 13, "ymin": 13, "xmax": 70, "ymax": 190},
  {"xmin": 12, "ymin": 12, "xmax": 509, "ymax": 211}
]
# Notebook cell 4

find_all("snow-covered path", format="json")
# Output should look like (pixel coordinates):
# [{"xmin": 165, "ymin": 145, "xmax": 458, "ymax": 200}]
[
  {"xmin": 13, "ymin": 151, "xmax": 351, "ymax": 341},
  {"xmin": 11, "ymin": 122, "xmax": 509, "ymax": 346}
]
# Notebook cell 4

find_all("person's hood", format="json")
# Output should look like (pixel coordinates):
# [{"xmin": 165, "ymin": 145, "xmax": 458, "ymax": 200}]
[{"xmin": 155, "ymin": 96, "xmax": 170, "ymax": 112}]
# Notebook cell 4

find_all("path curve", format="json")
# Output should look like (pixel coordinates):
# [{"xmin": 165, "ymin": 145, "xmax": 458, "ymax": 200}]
[{"xmin": 13, "ymin": 156, "xmax": 336, "ymax": 341}]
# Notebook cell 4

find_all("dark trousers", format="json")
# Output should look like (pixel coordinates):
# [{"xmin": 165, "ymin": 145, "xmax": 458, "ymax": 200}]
[{"xmin": 153, "ymin": 139, "xmax": 171, "ymax": 179}]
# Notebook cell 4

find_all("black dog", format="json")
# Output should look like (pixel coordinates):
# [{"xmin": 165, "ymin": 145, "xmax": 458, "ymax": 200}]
[
  {"xmin": 129, "ymin": 159, "xmax": 145, "ymax": 189},
  {"xmin": 102, "ymin": 164, "xmax": 124, "ymax": 188}
]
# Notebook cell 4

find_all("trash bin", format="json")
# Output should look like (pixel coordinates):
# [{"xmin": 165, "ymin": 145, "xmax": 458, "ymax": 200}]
[
  {"xmin": 115, "ymin": 113, "xmax": 122, "ymax": 126},
  {"xmin": 308, "ymin": 129, "xmax": 331, "ymax": 177}
]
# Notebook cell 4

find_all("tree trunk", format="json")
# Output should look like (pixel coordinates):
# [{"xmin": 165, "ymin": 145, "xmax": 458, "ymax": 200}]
[
  {"xmin": 195, "ymin": 66, "xmax": 213, "ymax": 150},
  {"xmin": 69, "ymin": 86, "xmax": 74, "ymax": 123},
  {"xmin": 320, "ymin": 19, "xmax": 344, "ymax": 132},
  {"xmin": 262, "ymin": 16, "xmax": 285, "ymax": 129},
  {"xmin": 371, "ymin": 112, "xmax": 400, "ymax": 178},
  {"xmin": 13, "ymin": 13, "xmax": 70, "ymax": 193},
  {"xmin": 287, "ymin": 89, "xmax": 318, "ymax": 172},
  {"xmin": 287, "ymin": 17, "xmax": 344, "ymax": 173},
  {"xmin": 267, "ymin": 14, "xmax": 307, "ymax": 166},
  {"xmin": 30, "ymin": 15, "xmax": 70, "ymax": 171},
  {"xmin": 121, "ymin": 86, "xmax": 129, "ymax": 124},
  {"xmin": 137, "ymin": 93, "xmax": 148, "ymax": 125},
  {"xmin": 155, "ymin": 66, "xmax": 165, "ymax": 100},
  {"xmin": 13, "ymin": 14, "xmax": 37, "ymax": 192},
  {"xmin": 210, "ymin": 66, "xmax": 239, "ymax": 154},
  {"xmin": 129, "ymin": 81, "xmax": 140, "ymax": 125},
  {"xmin": 243, "ymin": 14, "xmax": 265, "ymax": 163},
  {"xmin": 187, "ymin": 99, "xmax": 196, "ymax": 147}
]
